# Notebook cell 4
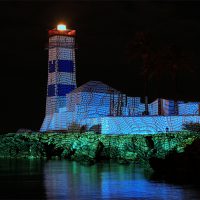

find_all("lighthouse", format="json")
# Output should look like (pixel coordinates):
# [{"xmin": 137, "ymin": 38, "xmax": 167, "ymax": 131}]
[
  {"xmin": 40, "ymin": 24, "xmax": 200, "ymax": 134},
  {"xmin": 40, "ymin": 24, "xmax": 77, "ymax": 131}
]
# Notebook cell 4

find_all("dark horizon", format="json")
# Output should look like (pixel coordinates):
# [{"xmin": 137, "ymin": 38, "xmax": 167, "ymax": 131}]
[{"xmin": 1, "ymin": 1, "xmax": 200, "ymax": 133}]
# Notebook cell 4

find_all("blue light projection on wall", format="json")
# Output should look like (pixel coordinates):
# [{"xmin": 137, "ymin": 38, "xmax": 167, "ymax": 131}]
[
  {"xmin": 41, "ymin": 25, "xmax": 77, "ymax": 123},
  {"xmin": 41, "ymin": 25, "xmax": 200, "ymax": 133},
  {"xmin": 42, "ymin": 79, "xmax": 200, "ymax": 133},
  {"xmin": 48, "ymin": 85, "xmax": 55, "ymax": 97},
  {"xmin": 48, "ymin": 61, "xmax": 56, "ymax": 73},
  {"xmin": 58, "ymin": 60, "xmax": 74, "ymax": 72},
  {"xmin": 57, "ymin": 84, "xmax": 75, "ymax": 96}
]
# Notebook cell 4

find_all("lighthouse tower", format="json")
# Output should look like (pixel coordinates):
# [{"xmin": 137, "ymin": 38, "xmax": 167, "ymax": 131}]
[{"xmin": 40, "ymin": 24, "xmax": 77, "ymax": 131}]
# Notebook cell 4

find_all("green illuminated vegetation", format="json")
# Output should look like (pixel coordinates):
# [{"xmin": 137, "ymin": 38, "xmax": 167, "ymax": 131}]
[{"xmin": 0, "ymin": 131, "xmax": 200, "ymax": 170}]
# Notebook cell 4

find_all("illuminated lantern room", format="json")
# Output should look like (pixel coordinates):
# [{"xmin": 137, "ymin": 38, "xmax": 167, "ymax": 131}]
[
  {"xmin": 40, "ymin": 23, "xmax": 200, "ymax": 134},
  {"xmin": 41, "ymin": 23, "xmax": 77, "ymax": 128},
  {"xmin": 48, "ymin": 24, "xmax": 76, "ymax": 37},
  {"xmin": 57, "ymin": 24, "xmax": 67, "ymax": 31}
]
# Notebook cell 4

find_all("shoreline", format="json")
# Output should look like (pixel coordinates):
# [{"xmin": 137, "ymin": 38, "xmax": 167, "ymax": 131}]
[{"xmin": 0, "ymin": 131, "xmax": 200, "ymax": 173}]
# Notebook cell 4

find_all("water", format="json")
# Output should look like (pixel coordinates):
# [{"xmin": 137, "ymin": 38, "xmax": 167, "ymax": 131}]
[{"xmin": 0, "ymin": 159, "xmax": 200, "ymax": 200}]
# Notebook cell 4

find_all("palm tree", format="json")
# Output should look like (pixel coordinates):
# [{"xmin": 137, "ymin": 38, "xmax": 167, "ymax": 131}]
[
  {"xmin": 126, "ymin": 33, "xmax": 195, "ymax": 116},
  {"xmin": 126, "ymin": 32, "xmax": 156, "ymax": 115},
  {"xmin": 150, "ymin": 44, "xmax": 195, "ymax": 115}
]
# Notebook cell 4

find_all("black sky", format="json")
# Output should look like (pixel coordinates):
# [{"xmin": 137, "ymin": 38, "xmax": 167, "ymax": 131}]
[{"xmin": 1, "ymin": 1, "xmax": 200, "ymax": 133}]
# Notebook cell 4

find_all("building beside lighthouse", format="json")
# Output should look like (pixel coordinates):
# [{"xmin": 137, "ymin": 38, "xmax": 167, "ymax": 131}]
[{"xmin": 40, "ymin": 24, "xmax": 200, "ymax": 134}]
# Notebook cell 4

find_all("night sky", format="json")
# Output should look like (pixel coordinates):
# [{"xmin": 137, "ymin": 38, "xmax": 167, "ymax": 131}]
[{"xmin": 1, "ymin": 1, "xmax": 200, "ymax": 133}]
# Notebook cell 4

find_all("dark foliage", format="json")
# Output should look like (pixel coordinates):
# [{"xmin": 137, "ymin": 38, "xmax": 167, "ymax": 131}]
[{"xmin": 183, "ymin": 122, "xmax": 200, "ymax": 133}]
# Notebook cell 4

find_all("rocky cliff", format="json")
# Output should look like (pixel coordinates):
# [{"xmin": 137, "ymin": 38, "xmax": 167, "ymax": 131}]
[{"xmin": 0, "ymin": 131, "xmax": 199, "ymax": 170}]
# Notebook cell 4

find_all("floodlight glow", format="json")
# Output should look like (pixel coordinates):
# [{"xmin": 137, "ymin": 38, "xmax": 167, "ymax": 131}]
[
  {"xmin": 57, "ymin": 24, "xmax": 67, "ymax": 31},
  {"xmin": 41, "ymin": 24, "xmax": 200, "ymax": 134}
]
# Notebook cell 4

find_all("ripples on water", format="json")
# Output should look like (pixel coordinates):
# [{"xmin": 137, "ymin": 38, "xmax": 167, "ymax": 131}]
[{"xmin": 0, "ymin": 159, "xmax": 200, "ymax": 200}]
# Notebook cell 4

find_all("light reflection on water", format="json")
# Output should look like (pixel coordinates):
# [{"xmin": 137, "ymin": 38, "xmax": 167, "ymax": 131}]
[
  {"xmin": 0, "ymin": 159, "xmax": 200, "ymax": 199},
  {"xmin": 43, "ymin": 160, "xmax": 200, "ymax": 200}
]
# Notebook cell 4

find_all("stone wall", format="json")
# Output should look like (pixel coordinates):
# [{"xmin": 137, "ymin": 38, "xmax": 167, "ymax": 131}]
[{"xmin": 81, "ymin": 116, "xmax": 200, "ymax": 134}]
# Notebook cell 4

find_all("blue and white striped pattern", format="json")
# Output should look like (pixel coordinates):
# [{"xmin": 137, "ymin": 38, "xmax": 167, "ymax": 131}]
[
  {"xmin": 46, "ymin": 33, "xmax": 76, "ymax": 112},
  {"xmin": 40, "ymin": 29, "xmax": 200, "ymax": 133},
  {"xmin": 40, "ymin": 29, "xmax": 77, "ymax": 131}
]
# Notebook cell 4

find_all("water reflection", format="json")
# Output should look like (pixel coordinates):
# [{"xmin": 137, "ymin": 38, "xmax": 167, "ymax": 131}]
[
  {"xmin": 1, "ymin": 159, "xmax": 200, "ymax": 199},
  {"xmin": 43, "ymin": 161, "xmax": 200, "ymax": 200},
  {"xmin": 0, "ymin": 159, "xmax": 46, "ymax": 199}
]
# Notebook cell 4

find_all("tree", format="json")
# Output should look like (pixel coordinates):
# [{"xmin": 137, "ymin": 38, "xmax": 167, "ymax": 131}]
[
  {"xmin": 126, "ymin": 32, "xmax": 195, "ymax": 116},
  {"xmin": 126, "ymin": 32, "xmax": 156, "ymax": 115},
  {"xmin": 150, "ymin": 44, "xmax": 195, "ymax": 114}
]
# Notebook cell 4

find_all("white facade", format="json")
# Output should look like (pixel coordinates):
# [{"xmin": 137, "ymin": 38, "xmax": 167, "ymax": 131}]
[{"xmin": 40, "ymin": 27, "xmax": 200, "ymax": 134}]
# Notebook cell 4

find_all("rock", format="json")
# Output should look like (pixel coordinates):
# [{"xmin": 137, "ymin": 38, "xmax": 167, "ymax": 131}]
[
  {"xmin": 117, "ymin": 158, "xmax": 130, "ymax": 165},
  {"xmin": 29, "ymin": 142, "xmax": 46, "ymax": 158},
  {"xmin": 71, "ymin": 138, "xmax": 104, "ymax": 164},
  {"xmin": 149, "ymin": 138, "xmax": 200, "ymax": 178},
  {"xmin": 16, "ymin": 128, "xmax": 33, "ymax": 133},
  {"xmin": 124, "ymin": 152, "xmax": 137, "ymax": 161},
  {"xmin": 1, "ymin": 131, "xmax": 200, "ymax": 170},
  {"xmin": 61, "ymin": 148, "xmax": 73, "ymax": 159}
]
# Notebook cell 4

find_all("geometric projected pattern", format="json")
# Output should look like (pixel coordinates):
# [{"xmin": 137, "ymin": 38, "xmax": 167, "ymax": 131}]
[
  {"xmin": 46, "ymin": 29, "xmax": 76, "ymax": 114},
  {"xmin": 40, "ymin": 26, "xmax": 200, "ymax": 133},
  {"xmin": 41, "ymin": 79, "xmax": 200, "ymax": 133},
  {"xmin": 65, "ymin": 81, "xmax": 142, "ymax": 118},
  {"xmin": 41, "ymin": 26, "xmax": 77, "ymax": 131},
  {"xmin": 81, "ymin": 116, "xmax": 200, "ymax": 134}
]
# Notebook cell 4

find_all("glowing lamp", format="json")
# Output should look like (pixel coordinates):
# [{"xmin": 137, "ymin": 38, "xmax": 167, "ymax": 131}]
[{"xmin": 57, "ymin": 24, "xmax": 67, "ymax": 31}]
